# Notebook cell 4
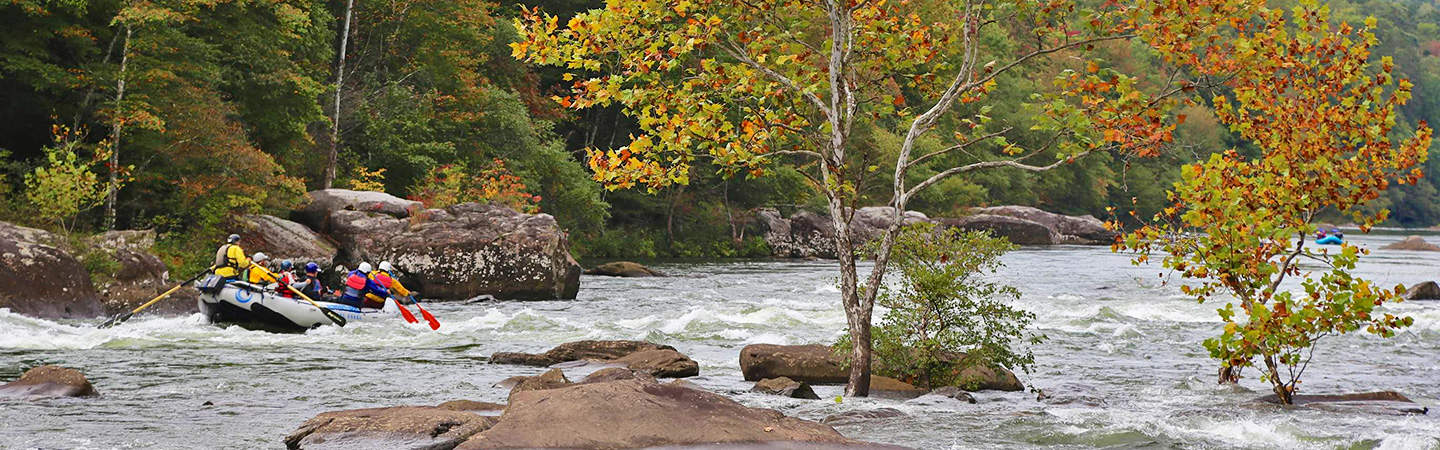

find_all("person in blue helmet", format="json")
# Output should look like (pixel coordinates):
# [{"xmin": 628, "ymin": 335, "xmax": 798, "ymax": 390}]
[
  {"xmin": 337, "ymin": 262, "xmax": 389, "ymax": 308},
  {"xmin": 288, "ymin": 262, "xmax": 328, "ymax": 300}
]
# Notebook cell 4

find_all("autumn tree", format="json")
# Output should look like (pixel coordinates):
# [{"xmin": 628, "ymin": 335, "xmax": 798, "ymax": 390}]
[
  {"xmin": 1118, "ymin": 0, "xmax": 1434, "ymax": 404},
  {"xmin": 513, "ymin": 0, "xmax": 1226, "ymax": 395}
]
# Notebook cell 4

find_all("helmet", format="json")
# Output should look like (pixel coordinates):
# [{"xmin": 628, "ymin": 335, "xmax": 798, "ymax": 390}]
[
  {"xmin": 357, "ymin": 262, "xmax": 373, "ymax": 273},
  {"xmin": 252, "ymin": 252, "xmax": 269, "ymax": 262},
  {"xmin": 279, "ymin": 260, "xmax": 294, "ymax": 271},
  {"xmin": 227, "ymin": 234, "xmax": 241, "ymax": 243},
  {"xmin": 305, "ymin": 262, "xmax": 320, "ymax": 273},
  {"xmin": 378, "ymin": 261, "xmax": 395, "ymax": 273}
]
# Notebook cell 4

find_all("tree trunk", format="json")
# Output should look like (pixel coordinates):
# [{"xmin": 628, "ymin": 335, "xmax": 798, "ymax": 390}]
[
  {"xmin": 323, "ymin": 0, "xmax": 355, "ymax": 189},
  {"xmin": 103, "ymin": 24, "xmax": 131, "ymax": 232},
  {"xmin": 1263, "ymin": 355, "xmax": 1292, "ymax": 405}
]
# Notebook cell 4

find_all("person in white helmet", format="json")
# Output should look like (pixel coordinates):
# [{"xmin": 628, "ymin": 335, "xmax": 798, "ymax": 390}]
[
  {"xmin": 244, "ymin": 252, "xmax": 280, "ymax": 287},
  {"xmin": 368, "ymin": 261, "xmax": 414, "ymax": 304},
  {"xmin": 338, "ymin": 262, "xmax": 390, "ymax": 308}
]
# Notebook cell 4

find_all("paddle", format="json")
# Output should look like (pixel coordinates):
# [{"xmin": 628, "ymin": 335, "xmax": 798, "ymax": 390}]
[
  {"xmin": 368, "ymin": 293, "xmax": 418, "ymax": 324},
  {"xmin": 98, "ymin": 265, "xmax": 216, "ymax": 329},
  {"xmin": 252, "ymin": 264, "xmax": 346, "ymax": 327},
  {"xmin": 407, "ymin": 295, "xmax": 440, "ymax": 330}
]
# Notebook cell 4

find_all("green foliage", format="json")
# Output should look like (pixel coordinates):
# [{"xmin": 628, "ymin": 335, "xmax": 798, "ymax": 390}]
[
  {"xmin": 840, "ymin": 224, "xmax": 1042, "ymax": 389},
  {"xmin": 25, "ymin": 134, "xmax": 108, "ymax": 232}
]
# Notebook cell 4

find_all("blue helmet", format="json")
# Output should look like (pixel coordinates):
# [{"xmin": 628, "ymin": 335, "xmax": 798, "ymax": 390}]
[
  {"xmin": 279, "ymin": 260, "xmax": 294, "ymax": 271},
  {"xmin": 305, "ymin": 262, "xmax": 320, "ymax": 273}
]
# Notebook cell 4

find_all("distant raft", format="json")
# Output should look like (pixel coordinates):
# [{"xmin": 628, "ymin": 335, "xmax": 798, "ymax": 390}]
[
  {"xmin": 194, "ymin": 275, "xmax": 400, "ymax": 332},
  {"xmin": 1316, "ymin": 235, "xmax": 1344, "ymax": 245}
]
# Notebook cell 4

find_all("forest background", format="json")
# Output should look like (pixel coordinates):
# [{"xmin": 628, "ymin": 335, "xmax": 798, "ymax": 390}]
[{"xmin": 3, "ymin": 0, "xmax": 1438, "ymax": 269}]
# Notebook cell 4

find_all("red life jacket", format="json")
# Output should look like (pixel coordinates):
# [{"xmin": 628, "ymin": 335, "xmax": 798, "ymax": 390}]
[{"xmin": 276, "ymin": 273, "xmax": 297, "ymax": 298}]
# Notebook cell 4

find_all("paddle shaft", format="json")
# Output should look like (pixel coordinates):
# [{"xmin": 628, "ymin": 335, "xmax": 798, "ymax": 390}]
[
  {"xmin": 100, "ymin": 266, "xmax": 214, "ymax": 328},
  {"xmin": 251, "ymin": 264, "xmax": 346, "ymax": 327}
]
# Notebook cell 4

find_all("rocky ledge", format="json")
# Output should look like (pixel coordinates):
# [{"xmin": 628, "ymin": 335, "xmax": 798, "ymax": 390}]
[{"xmin": 490, "ymin": 340, "xmax": 699, "ymax": 378}]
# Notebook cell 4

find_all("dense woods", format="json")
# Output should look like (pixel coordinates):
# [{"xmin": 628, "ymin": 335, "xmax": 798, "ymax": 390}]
[{"xmin": 1, "ymin": 0, "xmax": 1438, "ymax": 265}]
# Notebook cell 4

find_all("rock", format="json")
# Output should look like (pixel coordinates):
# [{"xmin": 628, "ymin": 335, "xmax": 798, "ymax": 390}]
[
  {"xmin": 1035, "ymin": 383, "xmax": 1104, "ymax": 406},
  {"xmin": 740, "ymin": 344, "xmax": 848, "ymax": 384},
  {"xmin": 0, "ymin": 365, "xmax": 98, "ymax": 398},
  {"xmin": 926, "ymin": 386, "xmax": 977, "ymax": 404},
  {"xmin": 752, "ymin": 377, "xmax": 821, "ymax": 400},
  {"xmin": 458, "ymin": 379, "xmax": 869, "ymax": 449},
  {"xmin": 80, "ymin": 230, "xmax": 177, "ymax": 315},
  {"xmin": 1383, "ymin": 235, "xmax": 1440, "ymax": 251},
  {"xmin": 1405, "ymin": 281, "xmax": 1440, "ymax": 301},
  {"xmin": 869, "ymin": 375, "xmax": 927, "ymax": 400},
  {"xmin": 756, "ymin": 207, "xmax": 936, "ymax": 259},
  {"xmin": 295, "ymin": 189, "xmax": 423, "ymax": 234},
  {"xmin": 490, "ymin": 340, "xmax": 694, "ymax": 376},
  {"xmin": 284, "ymin": 405, "xmax": 496, "ymax": 450},
  {"xmin": 436, "ymin": 400, "xmax": 506, "ymax": 413},
  {"xmin": 971, "ymin": 206, "xmax": 1118, "ymax": 244},
  {"xmin": 0, "ymin": 221, "xmax": 103, "ymax": 319},
  {"xmin": 584, "ymin": 261, "xmax": 663, "ymax": 277},
  {"xmin": 821, "ymin": 408, "xmax": 908, "ymax": 426},
  {"xmin": 938, "ymin": 214, "xmax": 1058, "ymax": 245},
  {"xmin": 507, "ymin": 368, "xmax": 572, "ymax": 403},
  {"xmin": 325, "ymin": 201, "xmax": 580, "ymax": 300},
  {"xmin": 581, "ymin": 367, "xmax": 658, "ymax": 385},
  {"xmin": 610, "ymin": 349, "xmax": 700, "ymax": 378},
  {"xmin": 667, "ymin": 379, "xmax": 707, "ymax": 391},
  {"xmin": 739, "ymin": 344, "xmax": 1022, "ymax": 391},
  {"xmin": 1256, "ymin": 391, "xmax": 1428, "ymax": 416},
  {"xmin": 228, "ymin": 214, "xmax": 338, "ymax": 269}
]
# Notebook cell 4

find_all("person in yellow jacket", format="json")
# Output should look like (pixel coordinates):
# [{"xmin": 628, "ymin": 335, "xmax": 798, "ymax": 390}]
[
  {"xmin": 245, "ymin": 252, "xmax": 280, "ymax": 286},
  {"xmin": 213, "ymin": 234, "xmax": 250, "ymax": 280},
  {"xmin": 369, "ymin": 261, "xmax": 413, "ymax": 304}
]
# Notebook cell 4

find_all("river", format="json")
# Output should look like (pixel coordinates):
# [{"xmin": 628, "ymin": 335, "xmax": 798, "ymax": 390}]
[{"xmin": 2, "ymin": 232, "xmax": 1439, "ymax": 449}]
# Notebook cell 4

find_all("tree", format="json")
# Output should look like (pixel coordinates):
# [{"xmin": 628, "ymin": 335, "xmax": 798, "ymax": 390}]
[
  {"xmin": 514, "ymin": 0, "xmax": 1221, "ymax": 395},
  {"xmin": 1117, "ymin": 0, "xmax": 1434, "ymax": 404},
  {"xmin": 26, "ymin": 128, "xmax": 110, "ymax": 233}
]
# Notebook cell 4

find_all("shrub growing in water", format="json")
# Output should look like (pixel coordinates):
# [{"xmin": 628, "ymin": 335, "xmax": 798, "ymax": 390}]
[{"xmin": 840, "ymin": 223, "xmax": 1043, "ymax": 389}]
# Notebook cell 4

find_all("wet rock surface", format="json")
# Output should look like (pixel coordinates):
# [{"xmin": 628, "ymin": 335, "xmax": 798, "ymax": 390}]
[
  {"xmin": 752, "ymin": 376, "xmax": 820, "ymax": 400},
  {"xmin": 284, "ymin": 405, "xmax": 496, "ymax": 450},
  {"xmin": 584, "ymin": 261, "xmax": 663, "ymax": 277},
  {"xmin": 0, "ymin": 365, "xmax": 98, "ymax": 398},
  {"xmin": 739, "ymin": 344, "xmax": 1021, "ymax": 392},
  {"xmin": 491, "ymin": 340, "xmax": 697, "ymax": 377},
  {"xmin": 1403, "ymin": 281, "xmax": 1440, "ymax": 300},
  {"xmin": 821, "ymin": 408, "xmax": 908, "ymax": 426},
  {"xmin": 0, "ymin": 221, "xmax": 102, "ymax": 319},
  {"xmin": 1256, "ymin": 391, "xmax": 1429, "ymax": 416}
]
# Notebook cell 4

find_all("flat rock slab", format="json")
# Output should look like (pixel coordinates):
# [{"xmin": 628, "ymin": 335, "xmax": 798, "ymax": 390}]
[
  {"xmin": 1383, "ymin": 236, "xmax": 1440, "ymax": 251},
  {"xmin": 821, "ymin": 408, "xmax": 908, "ymax": 426},
  {"xmin": 285, "ymin": 405, "xmax": 496, "ymax": 450},
  {"xmin": 492, "ymin": 340, "xmax": 699, "ymax": 378},
  {"xmin": 1256, "ymin": 391, "xmax": 1428, "ymax": 416},
  {"xmin": 459, "ymin": 379, "xmax": 869, "ymax": 449},
  {"xmin": 0, "ymin": 365, "xmax": 98, "ymax": 398},
  {"xmin": 584, "ymin": 261, "xmax": 664, "ymax": 277},
  {"xmin": 752, "ymin": 377, "xmax": 820, "ymax": 400}
]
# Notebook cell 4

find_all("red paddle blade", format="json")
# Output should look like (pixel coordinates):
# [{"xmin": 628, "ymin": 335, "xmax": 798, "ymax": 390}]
[
  {"xmin": 395, "ymin": 302, "xmax": 418, "ymax": 324},
  {"xmin": 417, "ymin": 306, "xmax": 440, "ymax": 330}
]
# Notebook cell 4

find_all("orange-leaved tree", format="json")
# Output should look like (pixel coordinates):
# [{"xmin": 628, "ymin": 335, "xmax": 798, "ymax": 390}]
[
  {"xmin": 1118, "ymin": 0, "xmax": 1433, "ymax": 404},
  {"xmin": 514, "ymin": 0, "xmax": 1239, "ymax": 395}
]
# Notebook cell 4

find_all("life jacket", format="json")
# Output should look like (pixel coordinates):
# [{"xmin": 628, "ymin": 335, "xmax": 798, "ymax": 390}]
[
  {"xmin": 213, "ymin": 244, "xmax": 247, "ymax": 277},
  {"xmin": 342, "ymin": 270, "xmax": 369, "ymax": 300},
  {"xmin": 275, "ymin": 272, "xmax": 297, "ymax": 298}
]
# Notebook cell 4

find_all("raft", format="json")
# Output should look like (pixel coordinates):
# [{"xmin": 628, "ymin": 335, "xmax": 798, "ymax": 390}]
[
  {"xmin": 195, "ymin": 275, "xmax": 400, "ymax": 331},
  {"xmin": 1316, "ymin": 235, "xmax": 1344, "ymax": 245}
]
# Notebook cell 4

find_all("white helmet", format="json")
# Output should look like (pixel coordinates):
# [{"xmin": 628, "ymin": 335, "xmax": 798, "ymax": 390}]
[
  {"xmin": 357, "ymin": 262, "xmax": 373, "ymax": 273},
  {"xmin": 378, "ymin": 261, "xmax": 395, "ymax": 273},
  {"xmin": 252, "ymin": 252, "xmax": 269, "ymax": 262}
]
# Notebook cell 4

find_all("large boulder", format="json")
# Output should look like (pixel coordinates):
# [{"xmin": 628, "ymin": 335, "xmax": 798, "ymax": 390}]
[
  {"xmin": 1383, "ymin": 236, "xmax": 1440, "ymax": 251},
  {"xmin": 457, "ymin": 379, "xmax": 872, "ymax": 449},
  {"xmin": 939, "ymin": 214, "xmax": 1058, "ymax": 245},
  {"xmin": 0, "ymin": 221, "xmax": 103, "ymax": 318},
  {"xmin": 81, "ymin": 230, "xmax": 176, "ymax": 315},
  {"xmin": 739, "ymin": 344, "xmax": 1022, "ymax": 392},
  {"xmin": 326, "ymin": 201, "xmax": 580, "ymax": 300},
  {"xmin": 284, "ymin": 405, "xmax": 497, "ymax": 449},
  {"xmin": 0, "ymin": 365, "xmax": 98, "ymax": 398},
  {"xmin": 971, "ymin": 206, "xmax": 1118, "ymax": 244},
  {"xmin": 491, "ymin": 340, "xmax": 698, "ymax": 378},
  {"xmin": 756, "ymin": 207, "xmax": 936, "ymax": 259},
  {"xmin": 1404, "ymin": 281, "xmax": 1440, "ymax": 301},
  {"xmin": 584, "ymin": 261, "xmax": 662, "ymax": 277},
  {"xmin": 295, "ymin": 189, "xmax": 423, "ymax": 234},
  {"xmin": 228, "ymin": 215, "xmax": 338, "ymax": 269}
]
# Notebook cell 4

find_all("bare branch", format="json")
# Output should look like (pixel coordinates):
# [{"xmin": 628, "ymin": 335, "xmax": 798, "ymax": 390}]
[
  {"xmin": 904, "ymin": 147, "xmax": 1102, "ymax": 200},
  {"xmin": 906, "ymin": 127, "xmax": 1014, "ymax": 169}
]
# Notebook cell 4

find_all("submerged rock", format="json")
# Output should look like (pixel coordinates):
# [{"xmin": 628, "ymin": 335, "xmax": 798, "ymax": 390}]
[
  {"xmin": 752, "ymin": 376, "xmax": 820, "ymax": 400},
  {"xmin": 1382, "ymin": 235, "xmax": 1440, "ymax": 251},
  {"xmin": 0, "ymin": 221, "xmax": 103, "ymax": 319},
  {"xmin": 1035, "ymin": 383, "xmax": 1105, "ymax": 406},
  {"xmin": 924, "ymin": 386, "xmax": 977, "ymax": 404},
  {"xmin": 739, "ymin": 344, "xmax": 1023, "ymax": 391},
  {"xmin": 228, "ymin": 214, "xmax": 338, "ymax": 269},
  {"xmin": 1404, "ymin": 281, "xmax": 1440, "ymax": 301},
  {"xmin": 325, "ymin": 201, "xmax": 581, "ymax": 300},
  {"xmin": 1256, "ymin": 391, "xmax": 1428, "ymax": 416},
  {"xmin": 284, "ymin": 405, "xmax": 496, "ymax": 450},
  {"xmin": 0, "ymin": 365, "xmax": 98, "ymax": 398},
  {"xmin": 869, "ymin": 376, "xmax": 927, "ymax": 400},
  {"xmin": 458, "ymin": 379, "xmax": 871, "ymax": 449},
  {"xmin": 821, "ymin": 408, "xmax": 908, "ymax": 426},
  {"xmin": 491, "ymin": 340, "xmax": 698, "ymax": 378},
  {"xmin": 584, "ymin": 261, "xmax": 663, "ymax": 277}
]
